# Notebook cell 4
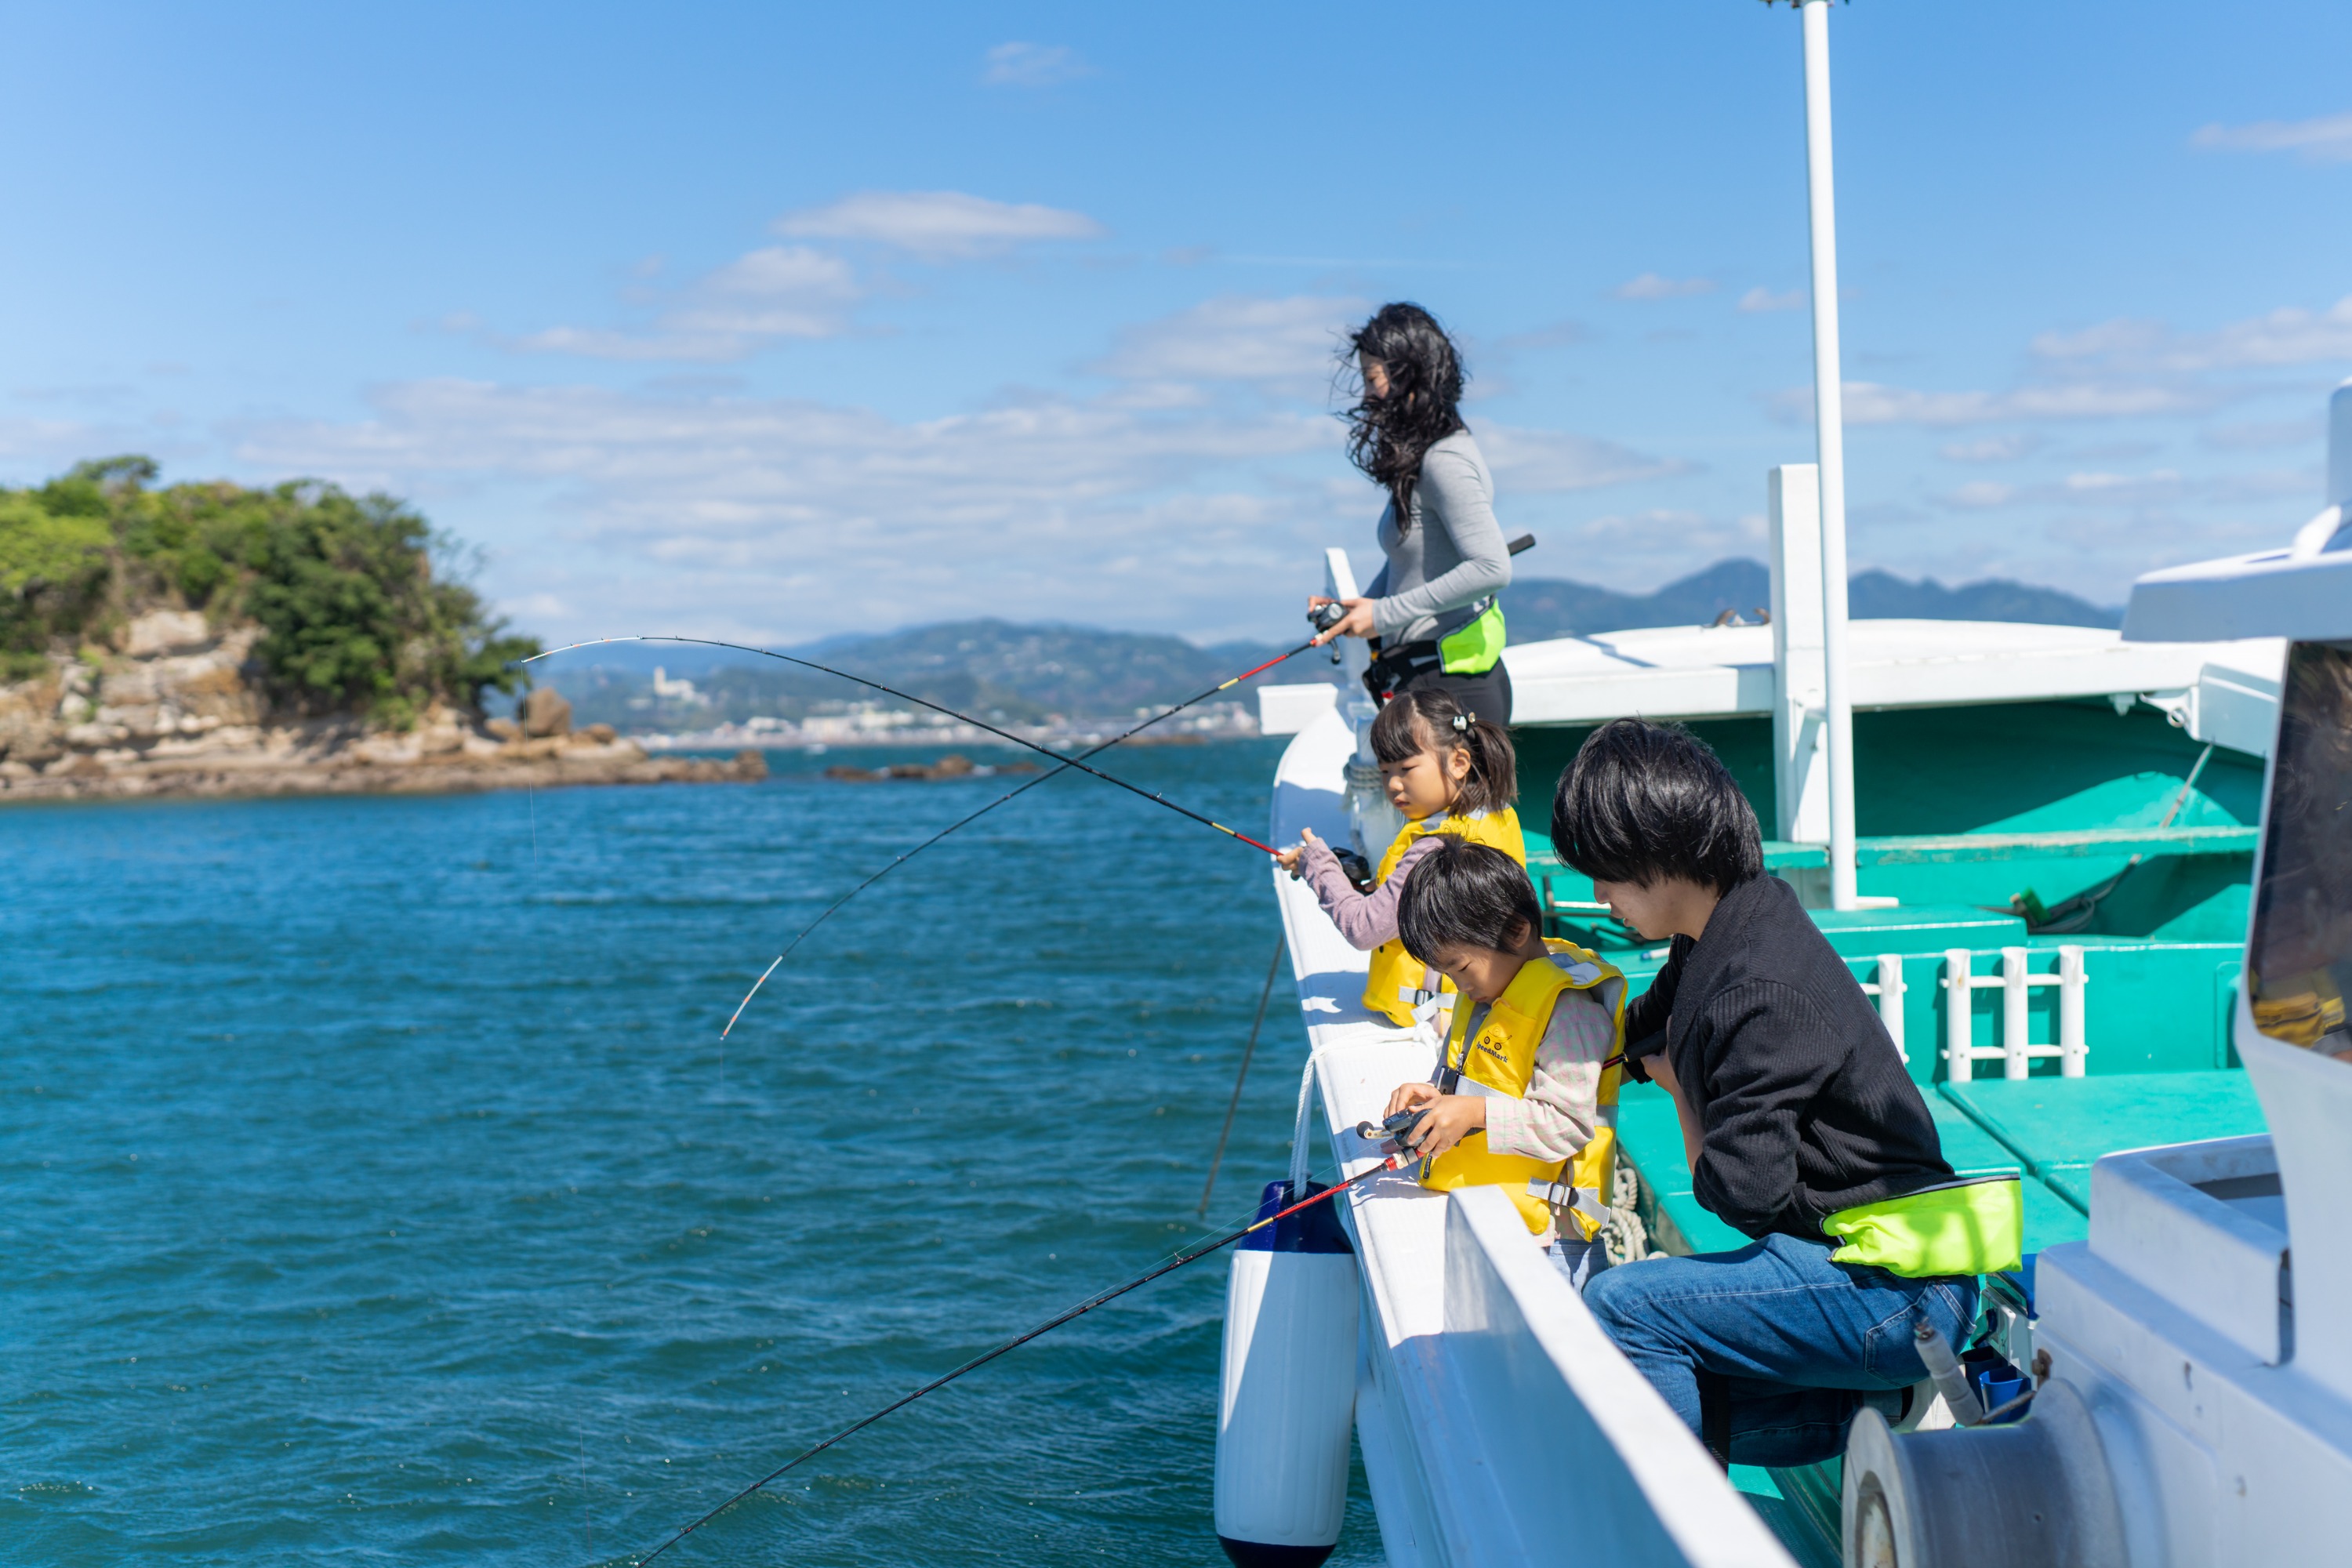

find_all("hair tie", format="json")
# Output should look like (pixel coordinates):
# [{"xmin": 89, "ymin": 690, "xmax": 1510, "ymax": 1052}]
[{"xmin": 1450, "ymin": 713, "xmax": 1470, "ymax": 732}]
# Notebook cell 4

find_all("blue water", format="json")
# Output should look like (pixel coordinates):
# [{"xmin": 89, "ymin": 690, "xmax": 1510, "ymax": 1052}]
[{"xmin": 2, "ymin": 742, "xmax": 1385, "ymax": 1565}]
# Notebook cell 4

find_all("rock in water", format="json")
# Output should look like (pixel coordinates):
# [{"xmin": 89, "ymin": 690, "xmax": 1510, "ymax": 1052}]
[{"xmin": 522, "ymin": 688, "xmax": 572, "ymax": 738}]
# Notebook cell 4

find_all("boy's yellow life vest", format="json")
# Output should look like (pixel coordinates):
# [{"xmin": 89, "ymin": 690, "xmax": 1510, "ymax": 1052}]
[
  {"xmin": 1420, "ymin": 938, "xmax": 1628, "ymax": 1239},
  {"xmin": 1361, "ymin": 805, "xmax": 1526, "ymax": 1028}
]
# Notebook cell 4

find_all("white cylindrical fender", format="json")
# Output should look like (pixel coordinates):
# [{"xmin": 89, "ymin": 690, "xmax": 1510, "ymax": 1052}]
[{"xmin": 1214, "ymin": 1179, "xmax": 1360, "ymax": 1567}]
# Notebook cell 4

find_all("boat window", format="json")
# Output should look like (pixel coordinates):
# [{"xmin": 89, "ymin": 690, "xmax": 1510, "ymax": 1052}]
[{"xmin": 2249, "ymin": 640, "xmax": 2352, "ymax": 1060}]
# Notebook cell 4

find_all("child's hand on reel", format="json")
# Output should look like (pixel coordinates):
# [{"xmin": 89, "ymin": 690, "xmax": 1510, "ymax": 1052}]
[
  {"xmin": 1381, "ymin": 1080, "xmax": 1486, "ymax": 1162},
  {"xmin": 1275, "ymin": 827, "xmax": 1322, "ymax": 877}
]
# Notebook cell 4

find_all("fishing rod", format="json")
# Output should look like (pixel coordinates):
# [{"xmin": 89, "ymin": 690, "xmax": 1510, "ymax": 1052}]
[
  {"xmin": 622, "ymin": 1150, "xmax": 1414, "ymax": 1566},
  {"xmin": 521, "ymin": 632, "xmax": 1324, "ymax": 856},
  {"xmin": 718, "ymin": 701, "xmax": 1244, "ymax": 1036},
  {"xmin": 523, "ymin": 627, "xmax": 1328, "ymax": 1035}
]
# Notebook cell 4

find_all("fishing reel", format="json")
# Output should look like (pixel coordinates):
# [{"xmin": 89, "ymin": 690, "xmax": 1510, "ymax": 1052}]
[
  {"xmin": 1307, "ymin": 601, "xmax": 1350, "ymax": 665},
  {"xmin": 1334, "ymin": 848, "xmax": 1374, "ymax": 893},
  {"xmin": 1355, "ymin": 1107, "xmax": 1432, "ymax": 1155}
]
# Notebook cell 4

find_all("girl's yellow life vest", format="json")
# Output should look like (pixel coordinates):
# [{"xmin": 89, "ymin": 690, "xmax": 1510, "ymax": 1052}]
[
  {"xmin": 1360, "ymin": 805, "xmax": 1526, "ymax": 1028},
  {"xmin": 1420, "ymin": 938, "xmax": 1628, "ymax": 1238}
]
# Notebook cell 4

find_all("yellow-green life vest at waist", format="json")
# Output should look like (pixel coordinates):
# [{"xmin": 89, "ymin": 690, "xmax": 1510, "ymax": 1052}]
[
  {"xmin": 1361, "ymin": 806, "xmax": 1525, "ymax": 1029},
  {"xmin": 1821, "ymin": 1174, "xmax": 2024, "ymax": 1278},
  {"xmin": 1420, "ymin": 938, "xmax": 1628, "ymax": 1239},
  {"xmin": 1438, "ymin": 597, "xmax": 1506, "ymax": 676}
]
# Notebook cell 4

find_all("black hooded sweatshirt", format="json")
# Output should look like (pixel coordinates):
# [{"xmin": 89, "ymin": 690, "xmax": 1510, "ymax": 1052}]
[{"xmin": 1624, "ymin": 873, "xmax": 1952, "ymax": 1242}]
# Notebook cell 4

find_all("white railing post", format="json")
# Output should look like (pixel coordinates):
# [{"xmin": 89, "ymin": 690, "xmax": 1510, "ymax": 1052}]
[
  {"xmin": 2001, "ymin": 947, "xmax": 2032, "ymax": 1080},
  {"xmin": 1873, "ymin": 953, "xmax": 1906, "ymax": 1062},
  {"xmin": 2058, "ymin": 946, "xmax": 2089, "ymax": 1077},
  {"xmin": 1800, "ymin": 0, "xmax": 1858, "ymax": 911},
  {"xmin": 1769, "ymin": 466, "xmax": 1831, "ymax": 867},
  {"xmin": 1944, "ymin": 948, "xmax": 1975, "ymax": 1083},
  {"xmin": 1323, "ymin": 547, "xmax": 1373, "ymax": 757}
]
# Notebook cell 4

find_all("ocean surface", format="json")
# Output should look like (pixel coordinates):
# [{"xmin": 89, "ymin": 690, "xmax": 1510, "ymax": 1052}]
[{"xmin": 2, "ymin": 739, "xmax": 1386, "ymax": 1565}]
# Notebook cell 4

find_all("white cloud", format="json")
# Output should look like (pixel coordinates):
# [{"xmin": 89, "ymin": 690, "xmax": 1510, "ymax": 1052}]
[
  {"xmin": 2192, "ymin": 111, "xmax": 2352, "ymax": 163},
  {"xmin": 1760, "ymin": 292, "xmax": 2352, "ymax": 443},
  {"xmin": 1947, "ymin": 481, "xmax": 2014, "ymax": 510},
  {"xmin": 227, "ymin": 378, "xmax": 1342, "ymax": 641},
  {"xmin": 2202, "ymin": 418, "xmax": 2319, "ymax": 452},
  {"xmin": 1088, "ymin": 295, "xmax": 1364, "ymax": 388},
  {"xmin": 982, "ymin": 42, "xmax": 1093, "ymax": 89},
  {"xmin": 505, "ymin": 245, "xmax": 861, "ymax": 362},
  {"xmin": 222, "ymin": 343, "xmax": 1689, "ymax": 643},
  {"xmin": 1614, "ymin": 273, "xmax": 1716, "ymax": 301},
  {"xmin": 1738, "ymin": 286, "xmax": 1806, "ymax": 313},
  {"xmin": 1563, "ymin": 508, "xmax": 1766, "ymax": 587},
  {"xmin": 1773, "ymin": 379, "xmax": 2210, "ymax": 428},
  {"xmin": 1475, "ymin": 424, "xmax": 1690, "ymax": 493},
  {"xmin": 2030, "ymin": 296, "xmax": 2352, "ymax": 374},
  {"xmin": 1940, "ymin": 434, "xmax": 2043, "ymax": 463},
  {"xmin": 2061, "ymin": 469, "xmax": 2184, "ymax": 502},
  {"xmin": 775, "ymin": 190, "xmax": 1104, "ymax": 260}
]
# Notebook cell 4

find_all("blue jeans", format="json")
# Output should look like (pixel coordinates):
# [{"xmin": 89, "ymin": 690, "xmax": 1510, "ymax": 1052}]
[
  {"xmin": 1549, "ymin": 1235, "xmax": 1610, "ymax": 1292},
  {"xmin": 1582, "ymin": 1232, "xmax": 1979, "ymax": 1467}
]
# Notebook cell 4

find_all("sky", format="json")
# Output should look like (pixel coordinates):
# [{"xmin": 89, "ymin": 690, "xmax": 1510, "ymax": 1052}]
[{"xmin": 2, "ymin": 0, "xmax": 2350, "ymax": 649}]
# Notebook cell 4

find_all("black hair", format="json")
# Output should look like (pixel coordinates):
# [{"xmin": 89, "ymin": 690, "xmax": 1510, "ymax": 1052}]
[
  {"xmin": 1396, "ymin": 838, "xmax": 1543, "ymax": 961},
  {"xmin": 1550, "ymin": 718, "xmax": 1763, "ymax": 894},
  {"xmin": 1341, "ymin": 303, "xmax": 1468, "ymax": 526},
  {"xmin": 1369, "ymin": 687, "xmax": 1516, "ymax": 816}
]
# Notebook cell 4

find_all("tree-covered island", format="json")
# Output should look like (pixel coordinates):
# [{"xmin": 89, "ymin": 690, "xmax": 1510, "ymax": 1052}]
[{"xmin": 0, "ymin": 458, "xmax": 763, "ymax": 800}]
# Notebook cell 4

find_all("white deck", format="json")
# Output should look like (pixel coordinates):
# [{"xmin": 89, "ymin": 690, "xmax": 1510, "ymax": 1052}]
[
  {"xmin": 1271, "ymin": 707, "xmax": 1798, "ymax": 1568},
  {"xmin": 1503, "ymin": 619, "xmax": 2282, "ymax": 734}
]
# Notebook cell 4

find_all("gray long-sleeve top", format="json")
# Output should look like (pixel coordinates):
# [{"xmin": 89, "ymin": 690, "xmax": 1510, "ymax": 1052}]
[{"xmin": 1365, "ymin": 430, "xmax": 1512, "ymax": 645}]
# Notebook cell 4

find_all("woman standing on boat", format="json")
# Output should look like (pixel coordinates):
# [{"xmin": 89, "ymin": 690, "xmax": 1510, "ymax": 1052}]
[{"xmin": 1308, "ymin": 303, "xmax": 1515, "ymax": 728}]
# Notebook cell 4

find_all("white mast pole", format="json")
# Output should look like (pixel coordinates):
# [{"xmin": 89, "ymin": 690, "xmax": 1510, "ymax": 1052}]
[{"xmin": 1801, "ymin": 0, "xmax": 1858, "ymax": 910}]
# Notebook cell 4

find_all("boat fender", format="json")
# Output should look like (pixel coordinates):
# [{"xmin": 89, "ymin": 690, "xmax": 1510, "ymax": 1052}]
[{"xmin": 1214, "ymin": 1179, "xmax": 1359, "ymax": 1568}]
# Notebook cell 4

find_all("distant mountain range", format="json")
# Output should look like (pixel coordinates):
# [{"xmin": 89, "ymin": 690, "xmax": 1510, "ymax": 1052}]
[
  {"xmin": 539, "ymin": 560, "xmax": 2122, "ymax": 731},
  {"xmin": 1501, "ymin": 558, "xmax": 2119, "ymax": 642}
]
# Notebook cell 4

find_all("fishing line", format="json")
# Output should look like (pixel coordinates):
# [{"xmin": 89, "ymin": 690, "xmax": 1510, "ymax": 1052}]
[
  {"xmin": 621, "ymin": 1154, "xmax": 1408, "ymax": 1566},
  {"xmin": 521, "ymin": 634, "xmax": 1311, "ymax": 855},
  {"xmin": 1199, "ymin": 937, "xmax": 1287, "ymax": 1216},
  {"xmin": 518, "ymin": 634, "xmax": 1319, "ymax": 1036},
  {"xmin": 717, "ymin": 735, "xmax": 1119, "ymax": 1037}
]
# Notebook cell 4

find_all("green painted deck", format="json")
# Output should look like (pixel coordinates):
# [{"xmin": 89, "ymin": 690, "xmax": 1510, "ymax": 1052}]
[{"xmin": 1936, "ymin": 1070, "xmax": 2269, "ymax": 1214}]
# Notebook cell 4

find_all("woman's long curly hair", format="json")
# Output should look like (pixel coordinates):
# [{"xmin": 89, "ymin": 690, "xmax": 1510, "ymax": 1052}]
[{"xmin": 1341, "ymin": 303, "xmax": 1468, "ymax": 530}]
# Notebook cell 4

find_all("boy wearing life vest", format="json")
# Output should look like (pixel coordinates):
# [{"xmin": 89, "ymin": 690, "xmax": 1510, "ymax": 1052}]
[
  {"xmin": 1276, "ymin": 688, "xmax": 1523, "ymax": 1029},
  {"xmin": 1559, "ymin": 720, "xmax": 2015, "ymax": 1467},
  {"xmin": 1378, "ymin": 837, "xmax": 1627, "ymax": 1289}
]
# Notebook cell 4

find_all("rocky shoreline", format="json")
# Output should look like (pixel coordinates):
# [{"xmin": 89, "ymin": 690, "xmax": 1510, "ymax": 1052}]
[{"xmin": 0, "ymin": 610, "xmax": 765, "ymax": 804}]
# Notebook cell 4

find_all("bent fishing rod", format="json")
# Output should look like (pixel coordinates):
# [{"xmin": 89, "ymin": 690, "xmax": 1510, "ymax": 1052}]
[
  {"xmin": 716, "ymin": 678, "xmax": 1276, "ymax": 1034},
  {"xmin": 521, "ymin": 632, "xmax": 1323, "ymax": 856},
  {"xmin": 523, "ymin": 627, "xmax": 1330, "ymax": 1035},
  {"xmin": 622, "ymin": 1149, "xmax": 1412, "ymax": 1566}
]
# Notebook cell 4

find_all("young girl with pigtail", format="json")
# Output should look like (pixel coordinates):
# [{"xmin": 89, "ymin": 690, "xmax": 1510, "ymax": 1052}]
[{"xmin": 1276, "ymin": 687, "xmax": 1526, "ymax": 1027}]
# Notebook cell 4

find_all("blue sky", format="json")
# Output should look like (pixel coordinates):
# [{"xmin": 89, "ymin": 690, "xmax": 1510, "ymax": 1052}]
[{"xmin": 3, "ymin": 0, "xmax": 2349, "ymax": 647}]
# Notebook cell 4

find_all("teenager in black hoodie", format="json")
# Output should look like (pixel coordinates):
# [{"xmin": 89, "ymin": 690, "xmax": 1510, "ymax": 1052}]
[{"xmin": 1563, "ymin": 720, "xmax": 1977, "ymax": 1467}]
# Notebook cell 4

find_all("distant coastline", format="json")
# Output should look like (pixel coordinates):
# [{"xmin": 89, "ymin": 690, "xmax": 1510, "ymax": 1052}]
[{"xmin": 542, "ymin": 559, "xmax": 2122, "ymax": 748}]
